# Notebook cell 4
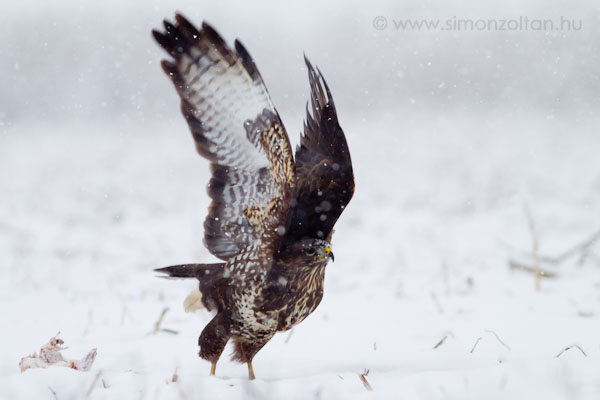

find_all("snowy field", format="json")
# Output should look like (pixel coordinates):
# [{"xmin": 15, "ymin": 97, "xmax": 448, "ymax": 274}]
[{"xmin": 2, "ymin": 1, "xmax": 600, "ymax": 399}]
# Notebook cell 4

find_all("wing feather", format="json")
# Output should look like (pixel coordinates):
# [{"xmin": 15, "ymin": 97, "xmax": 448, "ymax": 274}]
[
  {"xmin": 153, "ymin": 14, "xmax": 295, "ymax": 260},
  {"xmin": 284, "ymin": 57, "xmax": 355, "ymax": 243}
]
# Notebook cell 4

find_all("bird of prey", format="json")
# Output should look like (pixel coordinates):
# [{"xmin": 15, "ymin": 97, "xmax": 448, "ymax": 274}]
[{"xmin": 152, "ymin": 14, "xmax": 354, "ymax": 380}]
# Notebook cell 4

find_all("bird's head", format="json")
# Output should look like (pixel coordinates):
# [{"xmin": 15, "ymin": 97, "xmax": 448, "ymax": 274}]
[{"xmin": 293, "ymin": 238, "xmax": 334, "ymax": 263}]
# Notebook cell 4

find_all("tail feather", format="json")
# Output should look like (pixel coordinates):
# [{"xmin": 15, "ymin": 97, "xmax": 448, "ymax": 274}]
[
  {"xmin": 155, "ymin": 262, "xmax": 228, "ymax": 312},
  {"xmin": 154, "ymin": 263, "xmax": 226, "ymax": 279}
]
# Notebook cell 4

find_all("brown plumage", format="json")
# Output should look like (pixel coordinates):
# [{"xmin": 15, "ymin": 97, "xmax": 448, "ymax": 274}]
[{"xmin": 152, "ymin": 14, "xmax": 354, "ymax": 380}]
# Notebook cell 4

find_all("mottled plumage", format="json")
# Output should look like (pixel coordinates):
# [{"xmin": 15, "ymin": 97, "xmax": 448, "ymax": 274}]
[{"xmin": 152, "ymin": 14, "xmax": 354, "ymax": 379}]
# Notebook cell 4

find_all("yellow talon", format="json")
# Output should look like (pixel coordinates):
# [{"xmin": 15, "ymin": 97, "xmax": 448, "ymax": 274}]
[
  {"xmin": 210, "ymin": 362, "xmax": 216, "ymax": 376},
  {"xmin": 247, "ymin": 361, "xmax": 256, "ymax": 380}
]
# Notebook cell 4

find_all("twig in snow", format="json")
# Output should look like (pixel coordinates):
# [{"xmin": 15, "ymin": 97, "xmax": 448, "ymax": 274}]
[
  {"xmin": 153, "ymin": 308, "xmax": 170, "ymax": 334},
  {"xmin": 358, "ymin": 369, "xmax": 373, "ymax": 391},
  {"xmin": 470, "ymin": 337, "xmax": 483, "ymax": 353},
  {"xmin": 433, "ymin": 335, "xmax": 448, "ymax": 349},
  {"xmin": 172, "ymin": 367, "xmax": 179, "ymax": 383},
  {"xmin": 555, "ymin": 345, "xmax": 587, "ymax": 358},
  {"xmin": 85, "ymin": 371, "xmax": 102, "ymax": 400},
  {"xmin": 484, "ymin": 330, "xmax": 511, "ymax": 351},
  {"xmin": 48, "ymin": 386, "xmax": 58, "ymax": 400},
  {"xmin": 543, "ymin": 229, "xmax": 600, "ymax": 265},
  {"xmin": 508, "ymin": 260, "xmax": 557, "ymax": 278},
  {"xmin": 102, "ymin": 379, "xmax": 109, "ymax": 389},
  {"xmin": 509, "ymin": 229, "xmax": 600, "ymax": 266},
  {"xmin": 470, "ymin": 331, "xmax": 511, "ymax": 353}
]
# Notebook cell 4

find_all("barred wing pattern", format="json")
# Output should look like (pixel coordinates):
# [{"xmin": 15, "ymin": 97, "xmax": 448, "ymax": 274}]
[
  {"xmin": 153, "ymin": 15, "xmax": 295, "ymax": 260},
  {"xmin": 284, "ymin": 58, "xmax": 355, "ymax": 244}
]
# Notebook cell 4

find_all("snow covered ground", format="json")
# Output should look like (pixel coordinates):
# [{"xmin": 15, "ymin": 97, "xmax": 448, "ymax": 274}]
[
  {"xmin": 2, "ymin": 0, "xmax": 600, "ymax": 399},
  {"xmin": 2, "ymin": 113, "xmax": 599, "ymax": 399}
]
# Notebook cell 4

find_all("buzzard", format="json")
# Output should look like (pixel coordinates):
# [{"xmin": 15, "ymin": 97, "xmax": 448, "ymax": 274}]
[{"xmin": 152, "ymin": 14, "xmax": 354, "ymax": 380}]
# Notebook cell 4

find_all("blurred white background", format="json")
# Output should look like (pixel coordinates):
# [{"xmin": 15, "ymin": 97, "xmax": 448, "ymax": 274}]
[
  {"xmin": 1, "ymin": 1, "xmax": 599, "ymax": 399},
  {"xmin": 1, "ymin": 0, "xmax": 598, "ymax": 129}
]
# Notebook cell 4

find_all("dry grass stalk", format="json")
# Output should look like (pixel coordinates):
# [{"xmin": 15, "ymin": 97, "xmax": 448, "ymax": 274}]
[
  {"xmin": 470, "ymin": 337, "xmax": 483, "ymax": 353},
  {"xmin": 510, "ymin": 228, "xmax": 600, "ymax": 266},
  {"xmin": 358, "ymin": 369, "xmax": 373, "ymax": 391},
  {"xmin": 540, "ymin": 229, "xmax": 600, "ymax": 265},
  {"xmin": 48, "ymin": 387, "xmax": 58, "ymax": 400},
  {"xmin": 555, "ymin": 344, "xmax": 587, "ymax": 358},
  {"xmin": 433, "ymin": 335, "xmax": 448, "ymax": 349},
  {"xmin": 484, "ymin": 330, "xmax": 511, "ymax": 351},
  {"xmin": 523, "ymin": 203, "xmax": 541, "ymax": 291},
  {"xmin": 509, "ymin": 261, "xmax": 557, "ymax": 278},
  {"xmin": 153, "ymin": 307, "xmax": 170, "ymax": 334}
]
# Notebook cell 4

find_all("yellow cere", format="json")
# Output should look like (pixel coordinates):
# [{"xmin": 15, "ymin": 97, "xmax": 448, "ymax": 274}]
[{"xmin": 325, "ymin": 247, "xmax": 331, "ymax": 254}]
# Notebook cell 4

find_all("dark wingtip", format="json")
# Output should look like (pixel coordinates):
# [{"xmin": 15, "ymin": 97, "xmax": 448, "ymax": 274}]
[
  {"xmin": 152, "ymin": 29, "xmax": 169, "ymax": 49},
  {"xmin": 151, "ymin": 29, "xmax": 162, "ymax": 41},
  {"xmin": 303, "ymin": 53, "xmax": 314, "ymax": 67},
  {"xmin": 163, "ymin": 20, "xmax": 176, "ymax": 32},
  {"xmin": 200, "ymin": 21, "xmax": 237, "ymax": 65},
  {"xmin": 160, "ymin": 59, "xmax": 175, "ymax": 72},
  {"xmin": 201, "ymin": 21, "xmax": 213, "ymax": 31},
  {"xmin": 316, "ymin": 66, "xmax": 334, "ymax": 107},
  {"xmin": 234, "ymin": 39, "xmax": 248, "ymax": 58},
  {"xmin": 174, "ymin": 13, "xmax": 190, "ymax": 25},
  {"xmin": 304, "ymin": 55, "xmax": 336, "ymax": 117},
  {"xmin": 234, "ymin": 39, "xmax": 264, "ymax": 83},
  {"xmin": 201, "ymin": 21, "xmax": 221, "ymax": 41},
  {"xmin": 175, "ymin": 13, "xmax": 200, "ymax": 38}
]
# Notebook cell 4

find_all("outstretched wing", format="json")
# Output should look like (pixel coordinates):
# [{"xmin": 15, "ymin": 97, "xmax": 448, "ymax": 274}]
[
  {"xmin": 153, "ymin": 14, "xmax": 295, "ymax": 260},
  {"xmin": 284, "ymin": 57, "xmax": 354, "ymax": 243}
]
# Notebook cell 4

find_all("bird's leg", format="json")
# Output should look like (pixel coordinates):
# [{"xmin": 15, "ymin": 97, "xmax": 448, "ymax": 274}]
[
  {"xmin": 232, "ymin": 334, "xmax": 274, "ymax": 380},
  {"xmin": 247, "ymin": 361, "xmax": 256, "ymax": 380},
  {"xmin": 198, "ymin": 314, "xmax": 231, "ymax": 378}
]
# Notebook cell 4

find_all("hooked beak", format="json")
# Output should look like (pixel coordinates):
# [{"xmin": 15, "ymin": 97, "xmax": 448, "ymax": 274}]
[{"xmin": 324, "ymin": 247, "xmax": 335, "ymax": 262}]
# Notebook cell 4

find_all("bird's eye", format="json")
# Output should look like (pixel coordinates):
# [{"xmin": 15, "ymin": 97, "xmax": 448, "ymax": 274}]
[{"xmin": 306, "ymin": 247, "xmax": 316, "ymax": 256}]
